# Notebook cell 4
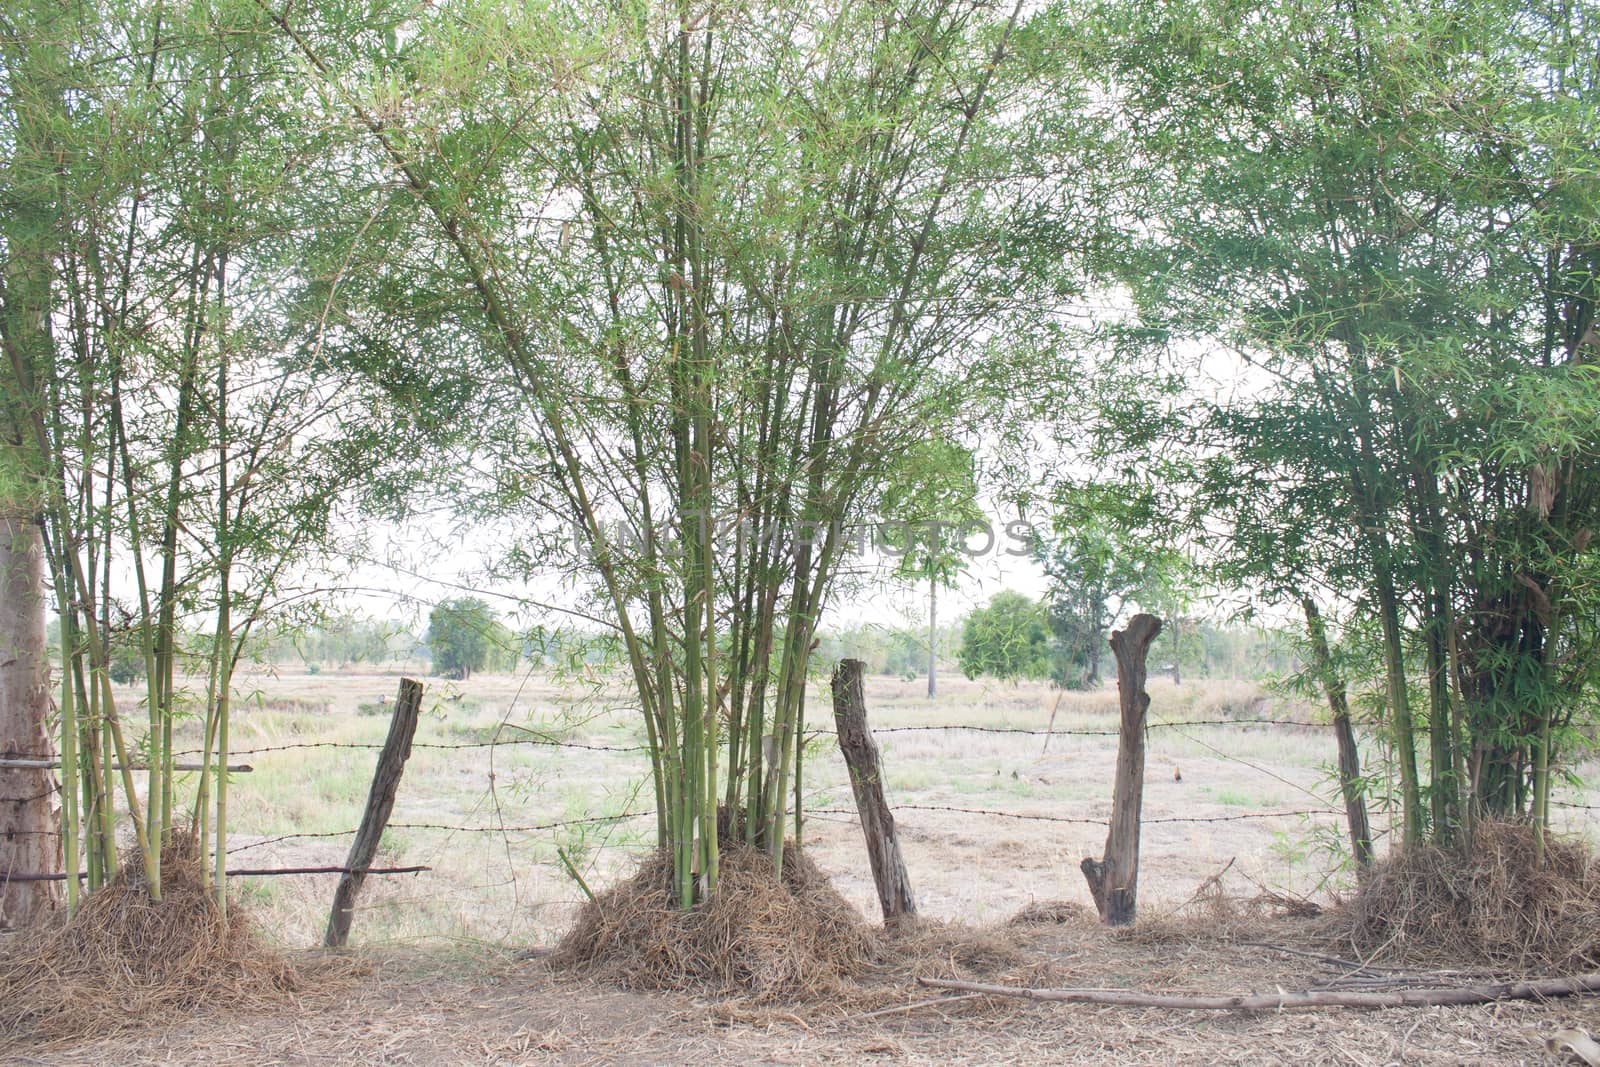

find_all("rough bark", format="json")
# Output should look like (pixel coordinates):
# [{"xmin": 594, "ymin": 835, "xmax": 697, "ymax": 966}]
[
  {"xmin": 1081, "ymin": 613, "xmax": 1161, "ymax": 926},
  {"xmin": 1, "ymin": 514, "xmax": 61, "ymax": 927},
  {"xmin": 832, "ymin": 658, "xmax": 915, "ymax": 927},
  {"xmin": 324, "ymin": 677, "xmax": 423, "ymax": 947},
  {"xmin": 1, "ymin": 12, "xmax": 66, "ymax": 926}
]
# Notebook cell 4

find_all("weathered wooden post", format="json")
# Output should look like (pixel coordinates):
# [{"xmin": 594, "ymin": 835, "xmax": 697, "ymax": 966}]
[
  {"xmin": 324, "ymin": 677, "xmax": 423, "ymax": 947},
  {"xmin": 832, "ymin": 658, "xmax": 916, "ymax": 928},
  {"xmin": 1081, "ymin": 614, "xmax": 1162, "ymax": 926}
]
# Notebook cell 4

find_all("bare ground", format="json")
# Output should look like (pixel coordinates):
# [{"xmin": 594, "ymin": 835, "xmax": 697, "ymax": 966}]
[{"xmin": 10, "ymin": 917, "xmax": 1600, "ymax": 1066}]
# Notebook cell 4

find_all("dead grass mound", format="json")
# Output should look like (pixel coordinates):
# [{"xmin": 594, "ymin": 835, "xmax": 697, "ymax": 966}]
[
  {"xmin": 554, "ymin": 845, "xmax": 873, "ymax": 1000},
  {"xmin": 1009, "ymin": 900, "xmax": 1088, "ymax": 926},
  {"xmin": 1115, "ymin": 870, "xmax": 1319, "ymax": 947},
  {"xmin": 872, "ymin": 917, "xmax": 1025, "ymax": 981},
  {"xmin": 1326, "ymin": 820, "xmax": 1600, "ymax": 970},
  {"xmin": 0, "ymin": 835, "xmax": 298, "ymax": 1042}
]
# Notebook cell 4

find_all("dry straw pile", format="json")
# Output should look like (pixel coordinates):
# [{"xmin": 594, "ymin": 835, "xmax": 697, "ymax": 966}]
[
  {"xmin": 1328, "ymin": 820, "xmax": 1600, "ymax": 970},
  {"xmin": 556, "ymin": 844, "xmax": 875, "ymax": 1000},
  {"xmin": 0, "ymin": 835, "xmax": 298, "ymax": 1041}
]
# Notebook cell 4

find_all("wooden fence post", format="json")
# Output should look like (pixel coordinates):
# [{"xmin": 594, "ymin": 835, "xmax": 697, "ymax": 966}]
[
  {"xmin": 324, "ymin": 677, "xmax": 423, "ymax": 948},
  {"xmin": 1081, "ymin": 614, "xmax": 1162, "ymax": 926},
  {"xmin": 831, "ymin": 658, "xmax": 916, "ymax": 928}
]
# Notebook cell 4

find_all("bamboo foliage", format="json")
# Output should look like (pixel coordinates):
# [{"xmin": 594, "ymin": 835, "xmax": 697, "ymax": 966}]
[
  {"xmin": 1, "ymin": 0, "xmax": 412, "ymax": 907},
  {"xmin": 1074, "ymin": 0, "xmax": 1600, "ymax": 850},
  {"xmin": 266, "ymin": 0, "xmax": 1092, "ymax": 905}
]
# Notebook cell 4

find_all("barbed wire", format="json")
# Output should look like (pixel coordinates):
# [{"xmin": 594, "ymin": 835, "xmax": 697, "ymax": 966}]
[
  {"xmin": 3, "ymin": 864, "xmax": 430, "ymax": 883},
  {"xmin": 16, "ymin": 712, "xmax": 1596, "ymax": 886},
  {"xmin": 225, "ymin": 810, "xmax": 655, "ymax": 854},
  {"xmin": 165, "ymin": 716, "xmax": 1329, "ymax": 761},
  {"xmin": 813, "ymin": 803, "xmax": 1343, "ymax": 825},
  {"xmin": 173, "ymin": 735, "xmax": 651, "ymax": 758},
  {"xmin": 875, "ymin": 717, "xmax": 1328, "ymax": 736},
  {"xmin": 226, "ymin": 800, "xmax": 1346, "ymax": 858}
]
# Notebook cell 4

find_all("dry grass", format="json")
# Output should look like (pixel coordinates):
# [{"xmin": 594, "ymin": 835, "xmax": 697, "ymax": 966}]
[
  {"xmin": 871, "ymin": 916, "xmax": 1026, "ymax": 981},
  {"xmin": 0, "ymin": 835, "xmax": 300, "ymax": 1043},
  {"xmin": 10, "ymin": 879, "xmax": 1600, "ymax": 1064},
  {"xmin": 1008, "ymin": 900, "xmax": 1090, "ymax": 926},
  {"xmin": 1323, "ymin": 820, "xmax": 1600, "ymax": 971},
  {"xmin": 24, "ymin": 669, "xmax": 1594, "ymax": 1063},
  {"xmin": 554, "ymin": 844, "xmax": 875, "ymax": 1000}
]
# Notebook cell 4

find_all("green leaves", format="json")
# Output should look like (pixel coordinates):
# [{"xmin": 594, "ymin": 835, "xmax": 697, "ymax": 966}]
[
  {"xmin": 1070, "ymin": 0, "xmax": 1600, "ymax": 835},
  {"xmin": 957, "ymin": 590, "xmax": 1053, "ymax": 682}
]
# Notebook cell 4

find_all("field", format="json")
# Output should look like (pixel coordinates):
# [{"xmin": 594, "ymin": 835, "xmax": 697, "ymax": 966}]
[{"xmin": 16, "ymin": 667, "xmax": 1600, "ymax": 1064}]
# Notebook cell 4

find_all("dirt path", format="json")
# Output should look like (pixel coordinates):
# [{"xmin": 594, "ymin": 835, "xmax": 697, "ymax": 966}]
[{"xmin": 14, "ymin": 923, "xmax": 1600, "ymax": 1066}]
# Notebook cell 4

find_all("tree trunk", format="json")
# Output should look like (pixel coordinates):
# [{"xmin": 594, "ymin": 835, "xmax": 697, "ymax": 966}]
[
  {"xmin": 927, "ymin": 579, "xmax": 937, "ymax": 698},
  {"xmin": 1081, "ymin": 613, "xmax": 1161, "ymax": 926},
  {"xmin": 1, "ymin": 514, "xmax": 61, "ymax": 927},
  {"xmin": 832, "ymin": 658, "xmax": 915, "ymax": 927},
  {"xmin": 1301, "ymin": 598, "xmax": 1373, "ymax": 867},
  {"xmin": 0, "ymin": 27, "xmax": 64, "ymax": 921}
]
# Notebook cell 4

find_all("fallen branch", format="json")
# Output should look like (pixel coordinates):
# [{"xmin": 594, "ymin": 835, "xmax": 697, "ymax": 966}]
[
  {"xmin": 917, "ymin": 972, "xmax": 1600, "ymax": 1011},
  {"xmin": 1237, "ymin": 940, "xmax": 1407, "ymax": 972}
]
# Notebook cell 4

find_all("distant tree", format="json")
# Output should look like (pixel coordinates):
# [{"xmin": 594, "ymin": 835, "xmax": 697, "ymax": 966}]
[
  {"xmin": 482, "ymin": 620, "xmax": 523, "ymax": 674},
  {"xmin": 958, "ymin": 591, "xmax": 1052, "ymax": 683},
  {"xmin": 1038, "ymin": 522, "xmax": 1141, "ymax": 688},
  {"xmin": 1037, "ymin": 489, "xmax": 1185, "ymax": 689},
  {"xmin": 427, "ymin": 599, "xmax": 496, "ymax": 680},
  {"xmin": 883, "ymin": 629, "xmax": 928, "ymax": 680},
  {"xmin": 879, "ymin": 440, "xmax": 986, "ymax": 697},
  {"xmin": 107, "ymin": 638, "xmax": 145, "ymax": 686}
]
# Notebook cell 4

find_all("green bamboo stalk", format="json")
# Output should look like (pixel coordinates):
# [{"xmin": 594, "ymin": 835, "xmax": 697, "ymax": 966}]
[
  {"xmin": 99, "ymin": 706, "xmax": 115, "ymax": 881},
  {"xmin": 214, "ymin": 625, "xmax": 232, "ymax": 912},
  {"xmin": 56, "ymin": 586, "xmax": 80, "ymax": 912},
  {"xmin": 194, "ymin": 598, "xmax": 225, "ymax": 892},
  {"xmin": 95, "ymin": 666, "xmax": 156, "ymax": 896},
  {"xmin": 79, "ymin": 712, "xmax": 98, "ymax": 891},
  {"xmin": 214, "ymin": 263, "xmax": 233, "ymax": 914},
  {"xmin": 1532, "ymin": 711, "xmax": 1551, "ymax": 864},
  {"xmin": 792, "ymin": 682, "xmax": 805, "ymax": 852},
  {"xmin": 107, "ymin": 401, "xmax": 162, "ymax": 889}
]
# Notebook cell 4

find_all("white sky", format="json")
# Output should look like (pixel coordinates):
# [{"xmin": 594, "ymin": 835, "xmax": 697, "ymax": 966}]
[{"xmin": 336, "ymin": 506, "xmax": 1051, "ymax": 636}]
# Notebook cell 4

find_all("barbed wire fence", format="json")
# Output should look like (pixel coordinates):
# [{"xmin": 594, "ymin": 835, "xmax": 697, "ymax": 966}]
[{"xmin": 8, "ymin": 705, "xmax": 1597, "ymax": 940}]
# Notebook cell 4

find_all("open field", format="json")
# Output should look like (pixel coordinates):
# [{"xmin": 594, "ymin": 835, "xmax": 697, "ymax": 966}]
[
  {"xmin": 139, "ymin": 666, "xmax": 1600, "ymax": 948},
  {"xmin": 14, "ymin": 667, "xmax": 1600, "ymax": 1065}
]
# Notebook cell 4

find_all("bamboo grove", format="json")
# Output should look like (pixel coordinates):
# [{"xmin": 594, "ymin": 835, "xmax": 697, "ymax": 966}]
[
  {"xmin": 4, "ymin": 0, "xmax": 1600, "ymax": 922},
  {"xmin": 1075, "ymin": 0, "xmax": 1600, "ymax": 853},
  {"xmin": 267, "ymin": 0, "xmax": 1090, "ymax": 907},
  {"xmin": 1, "ymin": 1, "xmax": 412, "ymax": 912}
]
